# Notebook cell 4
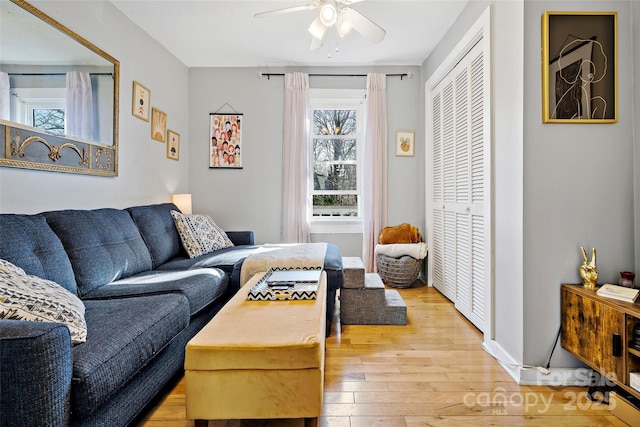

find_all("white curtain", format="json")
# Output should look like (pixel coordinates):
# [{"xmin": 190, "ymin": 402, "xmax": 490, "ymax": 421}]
[
  {"xmin": 362, "ymin": 73, "xmax": 388, "ymax": 272},
  {"xmin": 281, "ymin": 72, "xmax": 311, "ymax": 243},
  {"xmin": 66, "ymin": 71, "xmax": 94, "ymax": 140},
  {"xmin": 0, "ymin": 72, "xmax": 10, "ymax": 121}
]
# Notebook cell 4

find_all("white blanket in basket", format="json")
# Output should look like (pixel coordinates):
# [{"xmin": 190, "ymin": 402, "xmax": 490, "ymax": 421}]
[
  {"xmin": 240, "ymin": 242, "xmax": 327, "ymax": 287},
  {"xmin": 375, "ymin": 242, "xmax": 428, "ymax": 260}
]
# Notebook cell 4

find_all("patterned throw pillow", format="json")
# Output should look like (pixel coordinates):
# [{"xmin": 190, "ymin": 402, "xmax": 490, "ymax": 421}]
[
  {"xmin": 170, "ymin": 210, "xmax": 234, "ymax": 258},
  {"xmin": 0, "ymin": 258, "xmax": 87, "ymax": 344}
]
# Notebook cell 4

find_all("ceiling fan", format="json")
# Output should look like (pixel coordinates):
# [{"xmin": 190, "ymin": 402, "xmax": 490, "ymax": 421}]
[{"xmin": 254, "ymin": 0, "xmax": 386, "ymax": 51}]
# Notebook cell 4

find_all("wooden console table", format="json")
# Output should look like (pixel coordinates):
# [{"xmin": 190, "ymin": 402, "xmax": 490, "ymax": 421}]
[{"xmin": 561, "ymin": 284, "xmax": 640, "ymax": 400}]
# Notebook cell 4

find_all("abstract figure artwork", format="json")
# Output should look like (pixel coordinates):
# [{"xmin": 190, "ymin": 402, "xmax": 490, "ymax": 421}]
[{"xmin": 542, "ymin": 12, "xmax": 617, "ymax": 123}]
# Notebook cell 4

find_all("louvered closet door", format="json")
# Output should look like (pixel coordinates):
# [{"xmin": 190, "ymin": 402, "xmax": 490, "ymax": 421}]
[{"xmin": 430, "ymin": 41, "xmax": 487, "ymax": 332}]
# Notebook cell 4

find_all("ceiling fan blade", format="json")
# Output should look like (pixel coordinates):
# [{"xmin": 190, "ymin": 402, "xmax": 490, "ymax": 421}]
[
  {"xmin": 254, "ymin": 4, "xmax": 317, "ymax": 19},
  {"xmin": 309, "ymin": 19, "xmax": 328, "ymax": 52},
  {"xmin": 309, "ymin": 34, "xmax": 326, "ymax": 51},
  {"xmin": 341, "ymin": 7, "xmax": 386, "ymax": 43}
]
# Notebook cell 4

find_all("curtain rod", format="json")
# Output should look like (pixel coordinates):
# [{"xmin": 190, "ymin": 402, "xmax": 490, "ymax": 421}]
[
  {"xmin": 7, "ymin": 72, "xmax": 113, "ymax": 77},
  {"xmin": 259, "ymin": 72, "xmax": 411, "ymax": 80}
]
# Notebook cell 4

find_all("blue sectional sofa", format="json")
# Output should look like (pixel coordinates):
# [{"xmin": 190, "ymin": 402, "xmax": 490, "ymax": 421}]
[{"xmin": 0, "ymin": 203, "xmax": 343, "ymax": 427}]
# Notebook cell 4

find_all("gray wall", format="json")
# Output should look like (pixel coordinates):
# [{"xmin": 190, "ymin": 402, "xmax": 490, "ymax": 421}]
[
  {"xmin": 523, "ymin": 0, "xmax": 635, "ymax": 368},
  {"xmin": 634, "ymin": 0, "xmax": 640, "ymax": 275},
  {"xmin": 0, "ymin": 0, "xmax": 190, "ymax": 213},
  {"xmin": 188, "ymin": 66, "xmax": 423, "ymax": 254},
  {"xmin": 2, "ymin": 0, "xmax": 638, "ymax": 377}
]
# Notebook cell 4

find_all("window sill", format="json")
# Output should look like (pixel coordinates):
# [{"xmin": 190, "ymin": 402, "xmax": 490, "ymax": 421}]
[{"xmin": 310, "ymin": 218, "xmax": 362, "ymax": 234}]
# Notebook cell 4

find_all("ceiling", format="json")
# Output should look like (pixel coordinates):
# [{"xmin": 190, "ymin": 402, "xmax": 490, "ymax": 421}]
[
  {"xmin": 109, "ymin": 0, "xmax": 469, "ymax": 68},
  {"xmin": 1, "ymin": 0, "xmax": 113, "ymax": 66}
]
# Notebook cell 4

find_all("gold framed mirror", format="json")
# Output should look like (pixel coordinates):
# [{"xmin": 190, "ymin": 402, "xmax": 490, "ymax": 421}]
[{"xmin": 0, "ymin": 0, "xmax": 119, "ymax": 176}]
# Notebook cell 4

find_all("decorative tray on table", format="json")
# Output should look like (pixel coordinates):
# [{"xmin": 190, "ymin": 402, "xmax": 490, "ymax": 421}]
[{"xmin": 247, "ymin": 268, "xmax": 322, "ymax": 301}]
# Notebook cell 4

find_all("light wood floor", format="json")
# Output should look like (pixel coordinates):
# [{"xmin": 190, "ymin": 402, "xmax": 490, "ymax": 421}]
[{"xmin": 137, "ymin": 284, "xmax": 627, "ymax": 427}]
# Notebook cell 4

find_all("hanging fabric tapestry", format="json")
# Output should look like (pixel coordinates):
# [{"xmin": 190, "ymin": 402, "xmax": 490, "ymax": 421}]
[{"xmin": 209, "ymin": 113, "xmax": 242, "ymax": 168}]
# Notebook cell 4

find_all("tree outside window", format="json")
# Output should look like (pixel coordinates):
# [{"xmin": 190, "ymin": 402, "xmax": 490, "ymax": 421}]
[
  {"xmin": 33, "ymin": 108, "xmax": 65, "ymax": 135},
  {"xmin": 311, "ymin": 108, "xmax": 359, "ymax": 217}
]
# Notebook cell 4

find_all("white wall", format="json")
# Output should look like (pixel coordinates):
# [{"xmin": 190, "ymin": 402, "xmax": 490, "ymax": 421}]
[
  {"xmin": 0, "ymin": 0, "xmax": 190, "ymax": 213},
  {"xmin": 188, "ymin": 66, "xmax": 423, "ymax": 254}
]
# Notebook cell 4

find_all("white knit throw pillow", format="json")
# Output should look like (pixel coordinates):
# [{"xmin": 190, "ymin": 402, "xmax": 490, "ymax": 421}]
[{"xmin": 170, "ymin": 210, "xmax": 234, "ymax": 258}]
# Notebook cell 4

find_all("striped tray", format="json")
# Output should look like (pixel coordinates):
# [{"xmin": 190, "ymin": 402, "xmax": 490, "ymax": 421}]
[{"xmin": 247, "ymin": 269, "xmax": 318, "ymax": 301}]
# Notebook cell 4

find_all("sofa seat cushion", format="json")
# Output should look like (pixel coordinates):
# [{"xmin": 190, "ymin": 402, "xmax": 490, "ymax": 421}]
[
  {"xmin": 155, "ymin": 245, "xmax": 259, "ymax": 274},
  {"xmin": 0, "ymin": 214, "xmax": 77, "ymax": 294},
  {"xmin": 43, "ymin": 209, "xmax": 153, "ymax": 297},
  {"xmin": 82, "ymin": 268, "xmax": 229, "ymax": 316},
  {"xmin": 126, "ymin": 203, "xmax": 185, "ymax": 269},
  {"xmin": 71, "ymin": 294, "xmax": 189, "ymax": 418}
]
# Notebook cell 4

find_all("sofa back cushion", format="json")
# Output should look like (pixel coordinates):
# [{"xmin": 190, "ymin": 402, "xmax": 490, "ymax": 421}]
[
  {"xmin": 44, "ymin": 209, "xmax": 152, "ymax": 296},
  {"xmin": 126, "ymin": 203, "xmax": 184, "ymax": 269},
  {"xmin": 0, "ymin": 214, "xmax": 78, "ymax": 294}
]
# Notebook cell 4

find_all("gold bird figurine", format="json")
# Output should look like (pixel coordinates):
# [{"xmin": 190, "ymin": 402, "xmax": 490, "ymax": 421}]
[{"xmin": 579, "ymin": 247, "xmax": 598, "ymax": 289}]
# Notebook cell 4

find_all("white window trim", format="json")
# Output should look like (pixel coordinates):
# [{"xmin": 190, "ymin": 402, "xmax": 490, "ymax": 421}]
[
  {"xmin": 11, "ymin": 87, "xmax": 65, "ymax": 128},
  {"xmin": 309, "ymin": 88, "xmax": 365, "ymax": 234}
]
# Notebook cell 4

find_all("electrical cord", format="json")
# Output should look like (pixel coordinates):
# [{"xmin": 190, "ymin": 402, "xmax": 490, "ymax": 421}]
[
  {"xmin": 545, "ymin": 326, "xmax": 562, "ymax": 370},
  {"xmin": 482, "ymin": 326, "xmax": 562, "ymax": 375}
]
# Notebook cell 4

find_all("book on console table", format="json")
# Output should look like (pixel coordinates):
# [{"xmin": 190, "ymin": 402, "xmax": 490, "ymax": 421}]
[{"xmin": 596, "ymin": 284, "xmax": 640, "ymax": 303}]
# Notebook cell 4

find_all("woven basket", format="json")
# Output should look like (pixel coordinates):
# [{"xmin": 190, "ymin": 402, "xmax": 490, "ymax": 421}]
[{"xmin": 376, "ymin": 254, "xmax": 422, "ymax": 288}]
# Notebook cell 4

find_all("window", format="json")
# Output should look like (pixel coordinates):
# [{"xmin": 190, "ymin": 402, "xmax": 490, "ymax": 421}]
[
  {"xmin": 32, "ymin": 107, "xmax": 65, "ymax": 134},
  {"xmin": 309, "ymin": 89, "xmax": 364, "ymax": 232},
  {"xmin": 11, "ymin": 87, "xmax": 65, "ymax": 134}
]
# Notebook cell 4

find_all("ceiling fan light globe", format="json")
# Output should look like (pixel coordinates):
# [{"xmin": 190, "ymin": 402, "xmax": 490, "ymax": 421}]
[
  {"xmin": 319, "ymin": 3, "xmax": 337, "ymax": 26},
  {"xmin": 308, "ymin": 17, "xmax": 327, "ymax": 40},
  {"xmin": 336, "ymin": 15, "xmax": 352, "ymax": 37}
]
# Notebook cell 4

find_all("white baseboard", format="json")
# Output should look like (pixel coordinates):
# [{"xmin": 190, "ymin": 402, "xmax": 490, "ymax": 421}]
[{"xmin": 482, "ymin": 339, "xmax": 597, "ymax": 387}]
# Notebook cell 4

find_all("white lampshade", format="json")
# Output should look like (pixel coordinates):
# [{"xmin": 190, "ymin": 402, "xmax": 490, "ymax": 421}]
[
  {"xmin": 172, "ymin": 193, "xmax": 192, "ymax": 214},
  {"xmin": 308, "ymin": 17, "xmax": 327, "ymax": 40},
  {"xmin": 336, "ymin": 14, "xmax": 352, "ymax": 38}
]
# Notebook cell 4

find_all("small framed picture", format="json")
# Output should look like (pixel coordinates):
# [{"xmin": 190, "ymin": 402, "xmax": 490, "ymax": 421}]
[
  {"xmin": 132, "ymin": 81, "xmax": 150, "ymax": 121},
  {"xmin": 167, "ymin": 130, "xmax": 180, "ymax": 161},
  {"xmin": 395, "ymin": 130, "xmax": 414, "ymax": 157},
  {"xmin": 151, "ymin": 108, "xmax": 167, "ymax": 142}
]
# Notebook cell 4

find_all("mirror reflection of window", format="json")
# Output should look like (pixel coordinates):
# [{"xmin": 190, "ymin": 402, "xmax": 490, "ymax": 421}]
[
  {"xmin": 0, "ymin": 0, "xmax": 116, "ymax": 146},
  {"xmin": 33, "ymin": 108, "xmax": 65, "ymax": 135}
]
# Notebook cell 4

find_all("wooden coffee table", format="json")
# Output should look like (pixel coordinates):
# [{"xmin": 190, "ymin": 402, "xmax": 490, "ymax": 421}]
[{"xmin": 185, "ymin": 272, "xmax": 327, "ymax": 427}]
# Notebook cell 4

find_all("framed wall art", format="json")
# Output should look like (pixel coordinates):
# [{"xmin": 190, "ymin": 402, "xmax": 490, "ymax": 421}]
[
  {"xmin": 395, "ymin": 130, "xmax": 414, "ymax": 157},
  {"xmin": 132, "ymin": 81, "xmax": 150, "ymax": 121},
  {"xmin": 167, "ymin": 130, "xmax": 180, "ymax": 160},
  {"xmin": 151, "ymin": 108, "xmax": 167, "ymax": 142},
  {"xmin": 210, "ymin": 113, "xmax": 242, "ymax": 168},
  {"xmin": 542, "ymin": 11, "xmax": 617, "ymax": 123}
]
